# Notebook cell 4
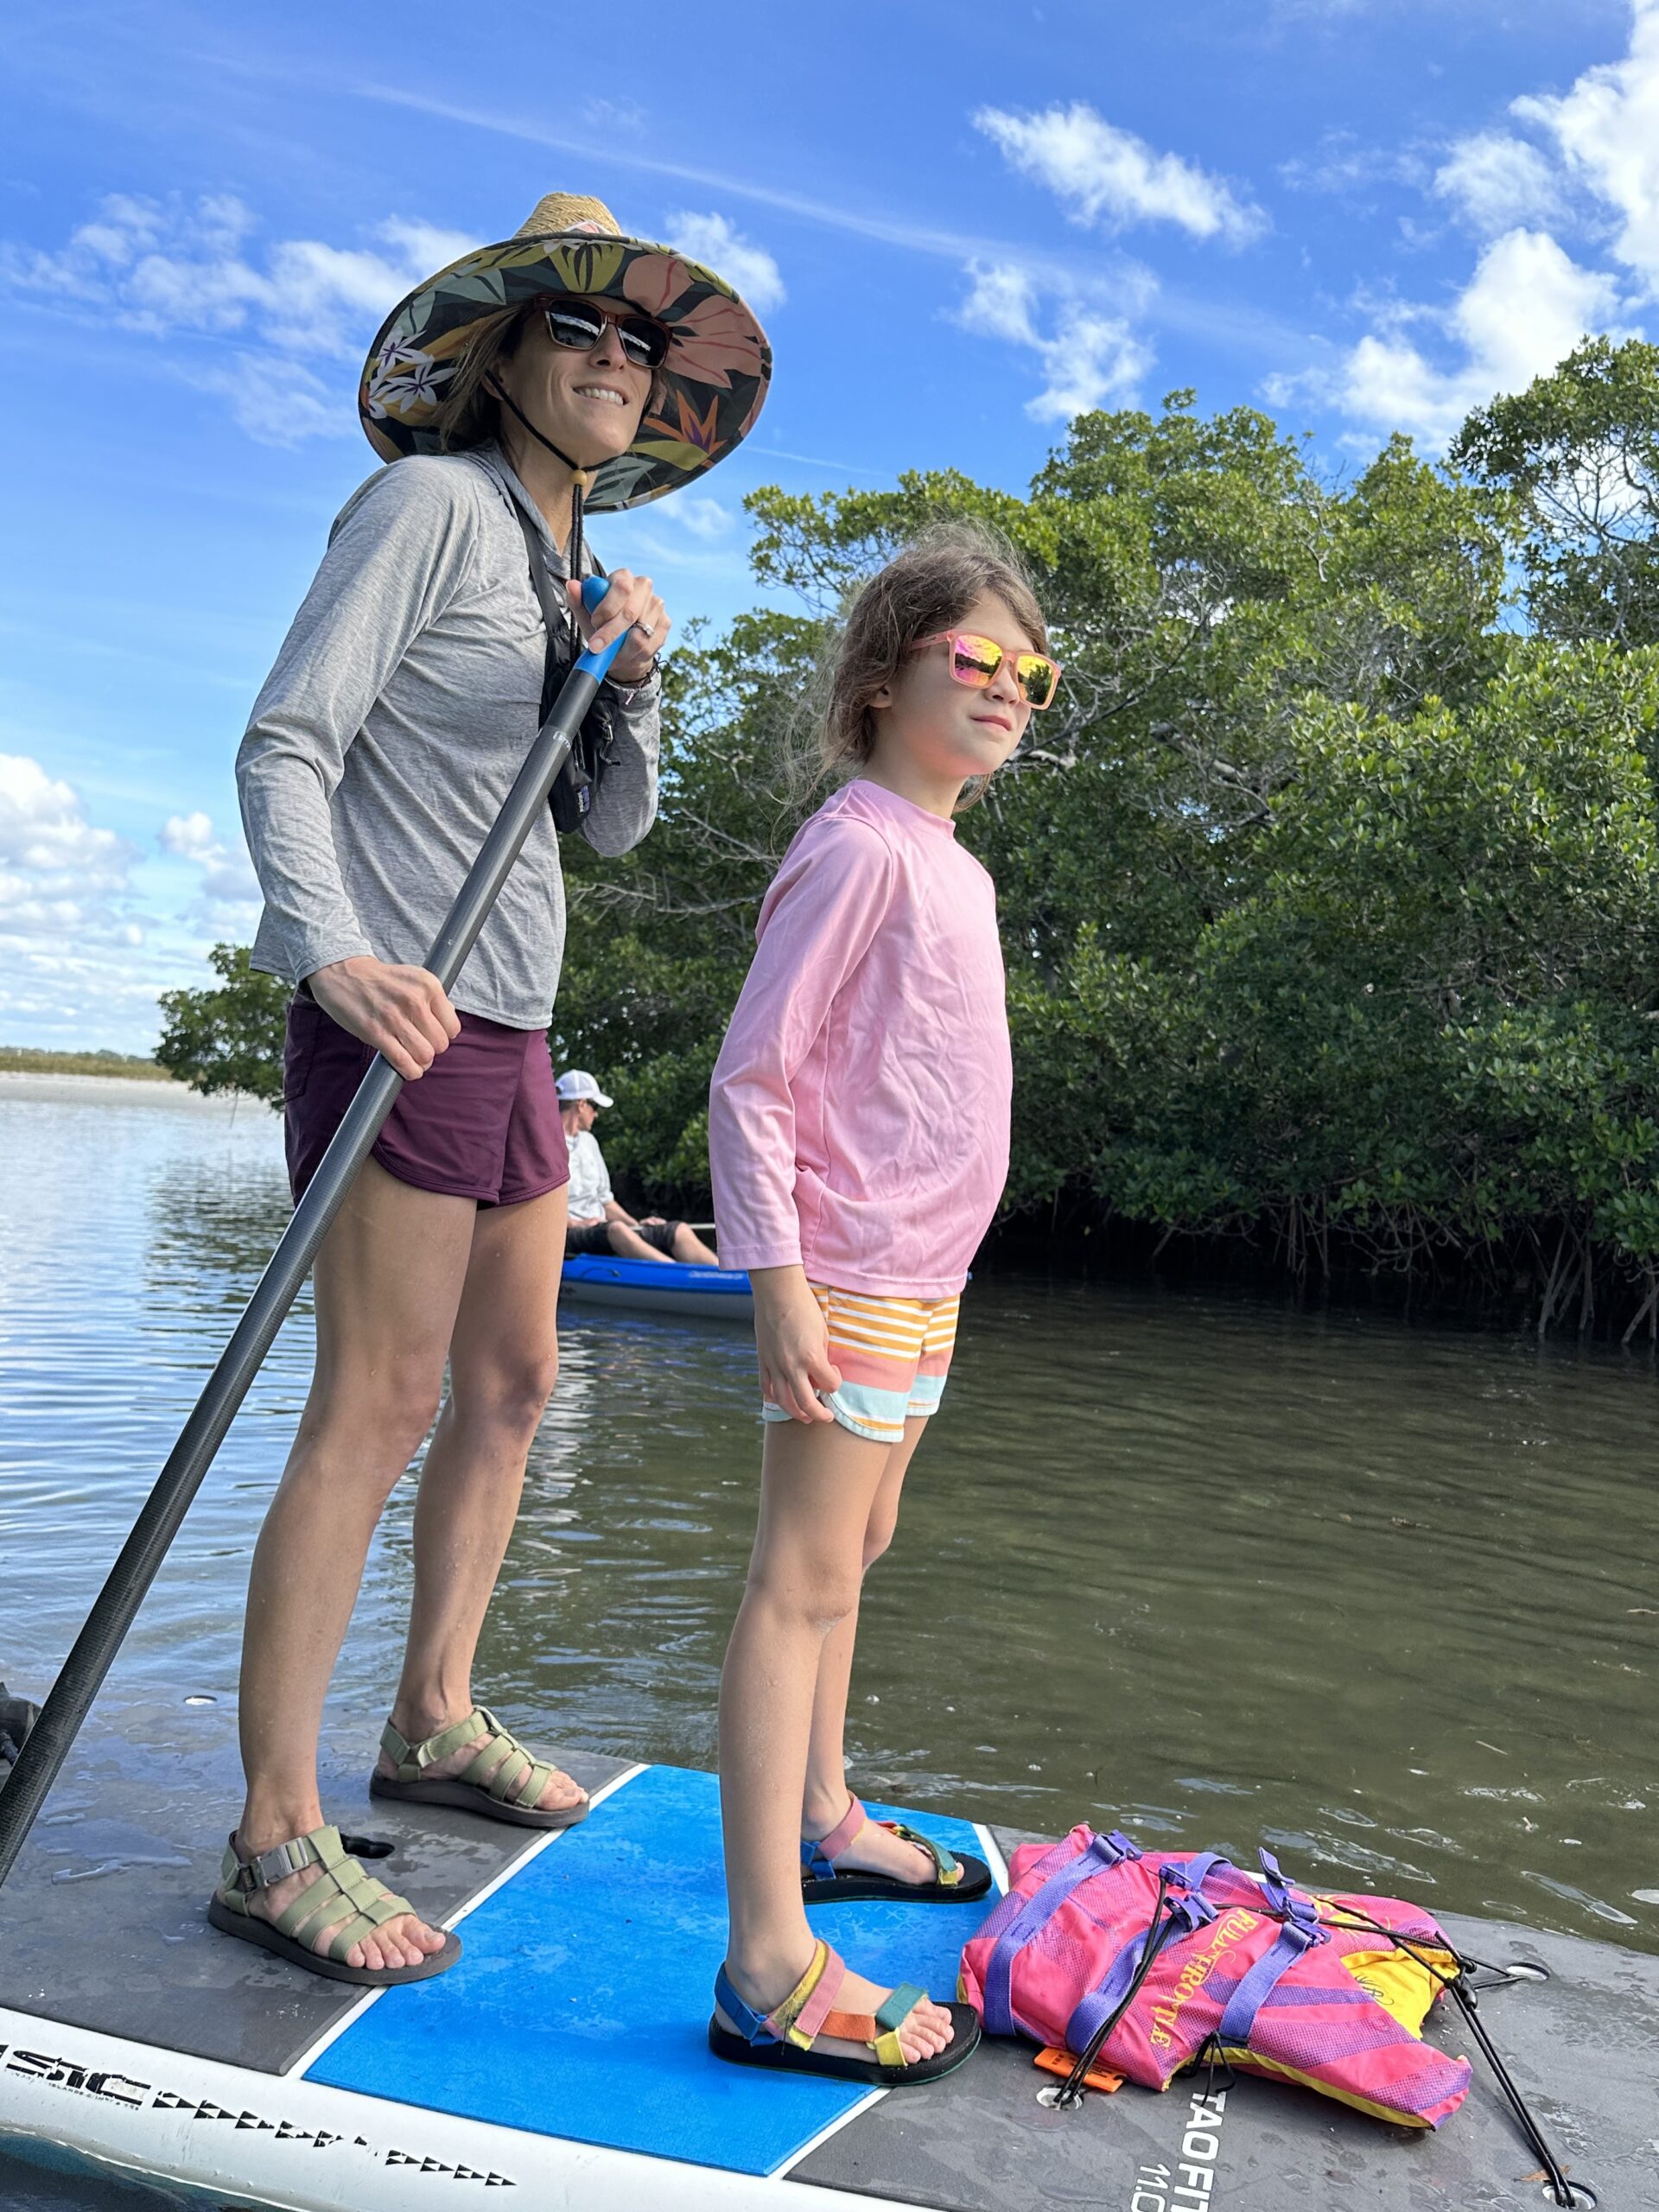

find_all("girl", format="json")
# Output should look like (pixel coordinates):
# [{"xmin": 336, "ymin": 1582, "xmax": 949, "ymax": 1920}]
[{"xmin": 707, "ymin": 527, "xmax": 1061, "ymax": 2083}]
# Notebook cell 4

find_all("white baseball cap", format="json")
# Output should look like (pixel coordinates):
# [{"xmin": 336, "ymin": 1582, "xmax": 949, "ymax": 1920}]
[{"xmin": 556, "ymin": 1069, "xmax": 613, "ymax": 1107}]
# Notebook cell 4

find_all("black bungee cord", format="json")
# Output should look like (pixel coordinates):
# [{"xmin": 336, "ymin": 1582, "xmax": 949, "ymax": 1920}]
[
  {"xmin": 1046, "ymin": 1866, "xmax": 1587, "ymax": 2208},
  {"xmin": 1052, "ymin": 1868, "xmax": 1183, "ymax": 2109},
  {"xmin": 488, "ymin": 378, "xmax": 593, "ymax": 583},
  {"xmin": 1319, "ymin": 1904, "xmax": 1585, "ymax": 2209}
]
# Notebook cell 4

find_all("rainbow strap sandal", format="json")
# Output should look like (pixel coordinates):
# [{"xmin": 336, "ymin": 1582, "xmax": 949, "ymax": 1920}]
[
  {"xmin": 709, "ymin": 1939, "xmax": 981, "ymax": 2085},
  {"xmin": 800, "ymin": 1794, "xmax": 992, "ymax": 1904}
]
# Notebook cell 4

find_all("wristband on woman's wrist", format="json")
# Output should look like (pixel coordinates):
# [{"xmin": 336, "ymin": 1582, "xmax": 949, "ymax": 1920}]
[{"xmin": 605, "ymin": 654, "xmax": 660, "ymax": 692}]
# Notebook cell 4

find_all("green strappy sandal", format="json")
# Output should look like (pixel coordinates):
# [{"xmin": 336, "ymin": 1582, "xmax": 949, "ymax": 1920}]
[
  {"xmin": 207, "ymin": 1824, "xmax": 461, "ymax": 1986},
  {"xmin": 369, "ymin": 1707, "xmax": 589, "ymax": 1830}
]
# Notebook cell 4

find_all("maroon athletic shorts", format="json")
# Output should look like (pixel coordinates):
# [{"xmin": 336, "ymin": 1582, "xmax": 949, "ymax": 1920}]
[{"xmin": 283, "ymin": 996, "xmax": 569, "ymax": 1208}]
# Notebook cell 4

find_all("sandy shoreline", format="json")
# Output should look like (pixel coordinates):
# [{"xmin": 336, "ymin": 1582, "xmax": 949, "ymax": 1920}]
[{"xmin": 0, "ymin": 1071, "xmax": 259, "ymax": 1109}]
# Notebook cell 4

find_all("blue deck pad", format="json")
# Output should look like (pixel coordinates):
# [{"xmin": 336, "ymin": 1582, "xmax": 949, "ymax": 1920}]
[{"xmin": 306, "ymin": 1763, "xmax": 995, "ymax": 2177}]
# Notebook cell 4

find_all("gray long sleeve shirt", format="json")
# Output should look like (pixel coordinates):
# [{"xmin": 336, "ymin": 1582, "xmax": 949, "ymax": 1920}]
[{"xmin": 237, "ymin": 444, "xmax": 659, "ymax": 1029}]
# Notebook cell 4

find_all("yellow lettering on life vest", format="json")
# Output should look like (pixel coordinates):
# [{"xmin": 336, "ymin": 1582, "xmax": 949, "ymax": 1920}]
[{"xmin": 1147, "ymin": 1909, "xmax": 1261, "ymax": 2043}]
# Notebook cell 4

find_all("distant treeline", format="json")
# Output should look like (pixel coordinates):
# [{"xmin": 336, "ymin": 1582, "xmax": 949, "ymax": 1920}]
[
  {"xmin": 158, "ymin": 338, "xmax": 1659, "ymax": 1338},
  {"xmin": 1, "ymin": 1046, "xmax": 175, "ymax": 1080}
]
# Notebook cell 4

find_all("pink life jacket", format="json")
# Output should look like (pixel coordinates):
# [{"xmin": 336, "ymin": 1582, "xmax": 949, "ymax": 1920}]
[{"xmin": 958, "ymin": 1826, "xmax": 1471, "ymax": 2130}]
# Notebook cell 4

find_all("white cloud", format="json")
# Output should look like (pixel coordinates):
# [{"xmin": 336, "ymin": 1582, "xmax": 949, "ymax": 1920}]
[
  {"xmin": 1433, "ymin": 132, "xmax": 1564, "ymax": 235},
  {"xmin": 975, "ymin": 102, "xmax": 1266, "ymax": 245},
  {"xmin": 0, "ymin": 753, "xmax": 162, "ymax": 1046},
  {"xmin": 1298, "ymin": 12, "xmax": 1659, "ymax": 449},
  {"xmin": 181, "ymin": 350, "xmax": 343, "ymax": 448},
  {"xmin": 665, "ymin": 211, "xmax": 785, "ymax": 314},
  {"xmin": 1279, "ymin": 131, "xmax": 1428, "ymax": 199},
  {"xmin": 0, "ymin": 753, "xmax": 133, "ymax": 938},
  {"xmin": 0, "ymin": 195, "xmax": 480, "ymax": 444},
  {"xmin": 0, "ymin": 770, "xmax": 273, "ymax": 1049},
  {"xmin": 669, "ymin": 495, "xmax": 734, "ymax": 541},
  {"xmin": 160, "ymin": 811, "xmax": 261, "ymax": 930},
  {"xmin": 1338, "ymin": 228, "xmax": 1621, "ymax": 448},
  {"xmin": 957, "ymin": 261, "xmax": 1153, "ymax": 423},
  {"xmin": 582, "ymin": 96, "xmax": 647, "ymax": 135},
  {"xmin": 1516, "ymin": 0, "xmax": 1659, "ymax": 295}
]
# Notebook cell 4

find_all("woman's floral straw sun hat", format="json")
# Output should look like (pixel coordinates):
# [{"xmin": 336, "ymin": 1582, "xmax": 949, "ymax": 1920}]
[{"xmin": 359, "ymin": 191, "xmax": 772, "ymax": 512}]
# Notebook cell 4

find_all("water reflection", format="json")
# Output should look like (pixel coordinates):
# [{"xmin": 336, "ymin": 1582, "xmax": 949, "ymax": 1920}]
[{"xmin": 1, "ymin": 1075, "xmax": 1654, "ymax": 1967}]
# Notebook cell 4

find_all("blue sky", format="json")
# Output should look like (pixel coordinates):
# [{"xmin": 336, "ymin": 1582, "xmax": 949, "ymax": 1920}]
[{"xmin": 1, "ymin": 0, "xmax": 1651, "ymax": 1049}]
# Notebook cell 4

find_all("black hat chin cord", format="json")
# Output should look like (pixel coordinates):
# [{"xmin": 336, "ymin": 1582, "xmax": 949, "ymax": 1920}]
[{"xmin": 489, "ymin": 378, "xmax": 592, "ymax": 581}]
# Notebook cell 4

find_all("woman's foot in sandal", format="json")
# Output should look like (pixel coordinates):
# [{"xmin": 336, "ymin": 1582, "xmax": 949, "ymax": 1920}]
[
  {"xmin": 800, "ymin": 1794, "xmax": 992, "ymax": 1904},
  {"xmin": 371, "ymin": 1701, "xmax": 588, "ymax": 1828},
  {"xmin": 711, "ymin": 1939, "xmax": 977, "ymax": 2083},
  {"xmin": 209, "ymin": 1823, "xmax": 459, "ymax": 1984}
]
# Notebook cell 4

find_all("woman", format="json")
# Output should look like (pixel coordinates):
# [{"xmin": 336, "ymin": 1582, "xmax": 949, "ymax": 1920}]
[{"xmin": 213, "ymin": 194, "xmax": 771, "ymax": 1986}]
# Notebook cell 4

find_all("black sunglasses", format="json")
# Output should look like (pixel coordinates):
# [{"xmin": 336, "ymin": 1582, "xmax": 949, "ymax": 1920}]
[{"xmin": 543, "ymin": 300, "xmax": 670, "ymax": 372}]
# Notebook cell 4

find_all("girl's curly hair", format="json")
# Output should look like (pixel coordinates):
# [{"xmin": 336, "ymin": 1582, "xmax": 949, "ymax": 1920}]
[{"xmin": 819, "ymin": 523, "xmax": 1049, "ymax": 791}]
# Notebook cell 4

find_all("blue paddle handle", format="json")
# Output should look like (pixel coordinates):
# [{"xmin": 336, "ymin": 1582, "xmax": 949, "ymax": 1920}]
[{"xmin": 575, "ymin": 572, "xmax": 629, "ymax": 682}]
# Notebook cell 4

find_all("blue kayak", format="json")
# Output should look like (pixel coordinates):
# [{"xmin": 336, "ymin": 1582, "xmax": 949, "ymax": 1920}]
[{"xmin": 561, "ymin": 1250, "xmax": 753, "ymax": 1320}]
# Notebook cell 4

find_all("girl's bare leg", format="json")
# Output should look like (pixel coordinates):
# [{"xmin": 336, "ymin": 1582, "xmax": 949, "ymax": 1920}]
[
  {"xmin": 377, "ymin": 1183, "xmax": 582, "ymax": 1810},
  {"xmin": 800, "ymin": 1415, "xmax": 936, "ymax": 1885},
  {"xmin": 234, "ymin": 1160, "xmax": 474, "ymax": 1970},
  {"xmin": 717, "ymin": 1417, "xmax": 954, "ymax": 2064}
]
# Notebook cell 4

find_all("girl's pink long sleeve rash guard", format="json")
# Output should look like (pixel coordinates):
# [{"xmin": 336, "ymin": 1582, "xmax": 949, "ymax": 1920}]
[{"xmin": 709, "ymin": 777, "xmax": 1013, "ymax": 1300}]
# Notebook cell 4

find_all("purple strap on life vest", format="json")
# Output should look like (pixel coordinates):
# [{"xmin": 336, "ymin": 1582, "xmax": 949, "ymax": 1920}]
[
  {"xmin": 982, "ymin": 1829, "xmax": 1140, "ymax": 2037},
  {"xmin": 1217, "ymin": 1916, "xmax": 1318, "ymax": 2043},
  {"xmin": 1172, "ymin": 1851, "xmax": 1233, "ymax": 1894},
  {"xmin": 1217, "ymin": 1849, "xmax": 1327, "ymax": 2045},
  {"xmin": 1257, "ymin": 1847, "xmax": 1309, "ymax": 1919},
  {"xmin": 1064, "ymin": 1861, "xmax": 1220, "ymax": 2060}
]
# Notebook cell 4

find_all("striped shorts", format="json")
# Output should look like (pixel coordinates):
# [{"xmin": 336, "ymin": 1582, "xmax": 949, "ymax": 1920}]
[{"xmin": 762, "ymin": 1281, "xmax": 961, "ymax": 1445}]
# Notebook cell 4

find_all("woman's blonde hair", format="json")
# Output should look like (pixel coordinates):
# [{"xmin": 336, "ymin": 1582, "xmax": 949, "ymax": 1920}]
[{"xmin": 819, "ymin": 523, "xmax": 1049, "ymax": 793}]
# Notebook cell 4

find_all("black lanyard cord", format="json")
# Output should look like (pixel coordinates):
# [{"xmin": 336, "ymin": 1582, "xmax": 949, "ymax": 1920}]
[{"xmin": 488, "ymin": 379, "xmax": 590, "ymax": 581}]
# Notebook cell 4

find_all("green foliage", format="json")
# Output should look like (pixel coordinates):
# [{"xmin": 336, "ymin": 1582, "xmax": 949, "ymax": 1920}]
[
  {"xmin": 551, "ymin": 613, "xmax": 827, "ymax": 1200},
  {"xmin": 1453, "ymin": 335, "xmax": 1659, "ymax": 646},
  {"xmin": 156, "ymin": 943, "xmax": 290, "ymax": 1105},
  {"xmin": 1039, "ymin": 647, "xmax": 1659, "ymax": 1284},
  {"xmin": 164, "ymin": 373, "xmax": 1659, "ymax": 1326}
]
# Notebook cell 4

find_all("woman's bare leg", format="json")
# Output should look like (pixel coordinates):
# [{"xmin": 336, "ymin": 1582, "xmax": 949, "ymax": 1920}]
[
  {"xmin": 716, "ymin": 1418, "xmax": 953, "ymax": 2064},
  {"xmin": 234, "ymin": 1160, "xmax": 474, "ymax": 1969},
  {"xmin": 799, "ymin": 1416, "xmax": 935, "ymax": 1884},
  {"xmin": 378, "ymin": 1183, "xmax": 582, "ymax": 1809}
]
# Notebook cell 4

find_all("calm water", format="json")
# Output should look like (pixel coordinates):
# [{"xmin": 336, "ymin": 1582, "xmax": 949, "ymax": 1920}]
[{"xmin": 1, "ymin": 1073, "xmax": 1656, "ymax": 2202}]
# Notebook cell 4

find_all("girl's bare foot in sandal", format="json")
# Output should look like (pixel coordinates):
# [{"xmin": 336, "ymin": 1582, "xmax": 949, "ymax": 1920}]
[
  {"xmin": 719, "ymin": 1944, "xmax": 955, "ymax": 2063},
  {"xmin": 711, "ymin": 1938, "xmax": 977, "ymax": 2082},
  {"xmin": 803, "ymin": 1796, "xmax": 934, "ymax": 1885},
  {"xmin": 800, "ymin": 1792, "xmax": 995, "ymax": 1904}
]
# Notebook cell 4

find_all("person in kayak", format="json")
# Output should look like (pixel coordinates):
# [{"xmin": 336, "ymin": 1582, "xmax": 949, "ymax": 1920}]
[
  {"xmin": 219, "ymin": 193, "xmax": 770, "ymax": 1987},
  {"xmin": 558, "ymin": 1069, "xmax": 719, "ymax": 1264},
  {"xmin": 706, "ymin": 526, "xmax": 1061, "ymax": 2083}
]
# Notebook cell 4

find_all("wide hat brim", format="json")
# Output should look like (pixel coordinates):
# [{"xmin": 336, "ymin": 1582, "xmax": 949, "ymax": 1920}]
[{"xmin": 359, "ymin": 228, "xmax": 772, "ymax": 512}]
